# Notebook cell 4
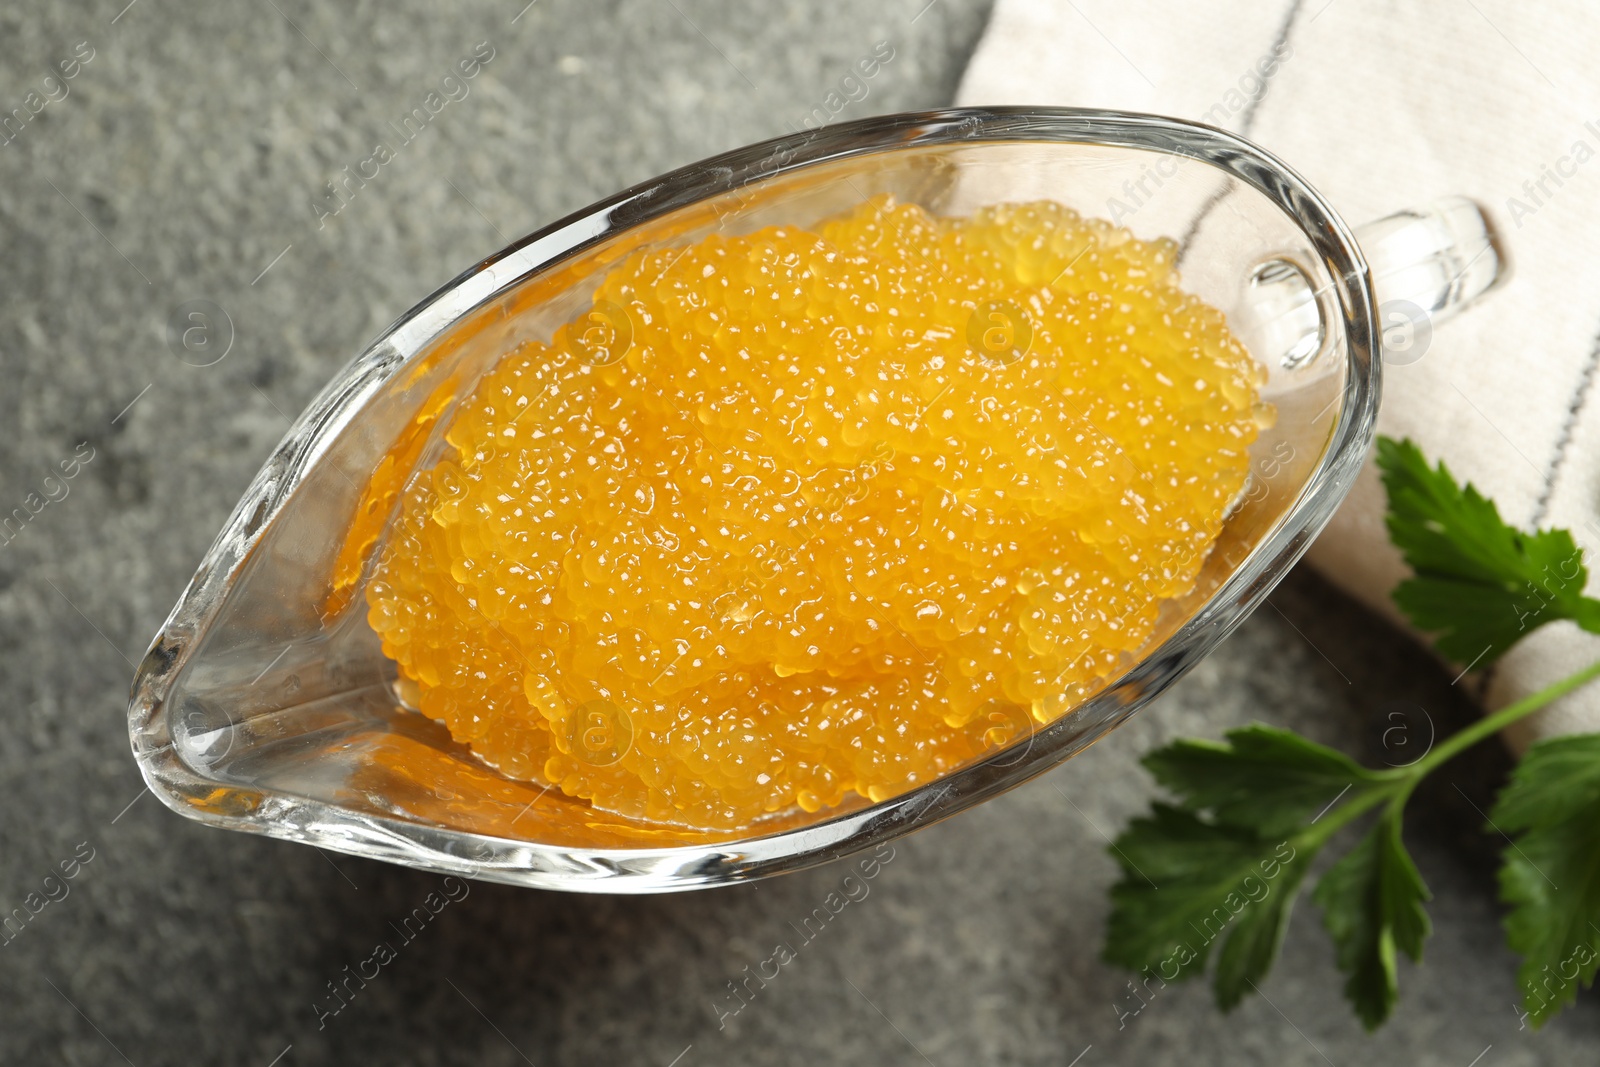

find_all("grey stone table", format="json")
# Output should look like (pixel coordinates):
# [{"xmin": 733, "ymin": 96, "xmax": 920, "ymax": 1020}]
[{"xmin": 0, "ymin": 2, "xmax": 1594, "ymax": 1063}]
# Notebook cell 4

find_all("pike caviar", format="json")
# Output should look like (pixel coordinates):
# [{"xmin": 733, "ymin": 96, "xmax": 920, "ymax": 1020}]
[{"xmin": 362, "ymin": 196, "xmax": 1265, "ymax": 830}]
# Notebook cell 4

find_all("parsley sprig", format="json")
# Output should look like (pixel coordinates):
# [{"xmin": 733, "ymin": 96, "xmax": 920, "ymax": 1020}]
[{"xmin": 1103, "ymin": 435, "xmax": 1600, "ymax": 1029}]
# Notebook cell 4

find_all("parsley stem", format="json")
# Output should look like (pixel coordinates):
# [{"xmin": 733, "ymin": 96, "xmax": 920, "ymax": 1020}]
[
  {"xmin": 1297, "ymin": 781, "xmax": 1395, "ymax": 848},
  {"xmin": 1403, "ymin": 655, "xmax": 1600, "ymax": 781}
]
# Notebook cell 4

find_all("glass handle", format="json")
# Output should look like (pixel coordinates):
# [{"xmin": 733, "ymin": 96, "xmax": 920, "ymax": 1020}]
[
  {"xmin": 1234, "ymin": 197, "xmax": 1506, "ymax": 374},
  {"xmin": 1359, "ymin": 197, "xmax": 1503, "ymax": 327}
]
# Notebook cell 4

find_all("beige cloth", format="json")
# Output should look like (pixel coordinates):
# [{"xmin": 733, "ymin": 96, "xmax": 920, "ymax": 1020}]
[{"xmin": 956, "ymin": 0, "xmax": 1600, "ymax": 748}]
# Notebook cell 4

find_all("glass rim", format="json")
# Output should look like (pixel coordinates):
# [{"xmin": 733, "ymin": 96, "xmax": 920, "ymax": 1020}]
[{"xmin": 127, "ymin": 106, "xmax": 1381, "ymax": 893}]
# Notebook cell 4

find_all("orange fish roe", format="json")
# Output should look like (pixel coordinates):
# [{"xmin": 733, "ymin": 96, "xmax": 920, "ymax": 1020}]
[{"xmin": 360, "ymin": 196, "xmax": 1265, "ymax": 830}]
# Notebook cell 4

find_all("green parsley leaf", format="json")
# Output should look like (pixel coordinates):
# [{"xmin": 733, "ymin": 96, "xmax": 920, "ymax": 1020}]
[
  {"xmin": 1103, "ymin": 804, "xmax": 1313, "ymax": 1008},
  {"xmin": 1211, "ymin": 844, "xmax": 1316, "ymax": 1010},
  {"xmin": 1489, "ymin": 733, "xmax": 1600, "ymax": 1027},
  {"xmin": 1105, "ymin": 726, "xmax": 1390, "ymax": 1009},
  {"xmin": 1377, "ymin": 435, "xmax": 1600, "ymax": 665},
  {"xmin": 1142, "ymin": 724, "xmax": 1378, "ymax": 838},
  {"xmin": 1312, "ymin": 811, "xmax": 1432, "ymax": 1030}
]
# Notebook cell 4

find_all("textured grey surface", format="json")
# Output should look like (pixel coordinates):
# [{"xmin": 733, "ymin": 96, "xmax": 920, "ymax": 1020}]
[{"xmin": 0, "ymin": 1, "xmax": 1595, "ymax": 1064}]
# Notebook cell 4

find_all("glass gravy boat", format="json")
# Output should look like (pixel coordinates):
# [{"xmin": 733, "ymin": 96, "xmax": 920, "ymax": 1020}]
[{"xmin": 127, "ymin": 108, "xmax": 1501, "ymax": 892}]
